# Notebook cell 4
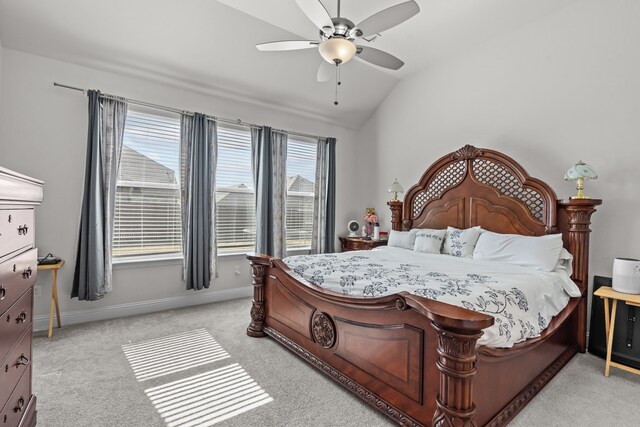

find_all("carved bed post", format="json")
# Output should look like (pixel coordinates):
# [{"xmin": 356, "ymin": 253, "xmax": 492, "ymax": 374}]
[
  {"xmin": 432, "ymin": 323, "xmax": 484, "ymax": 427},
  {"xmin": 388, "ymin": 200, "xmax": 403, "ymax": 231},
  {"xmin": 246, "ymin": 254, "xmax": 271, "ymax": 337},
  {"xmin": 557, "ymin": 198, "xmax": 602, "ymax": 353}
]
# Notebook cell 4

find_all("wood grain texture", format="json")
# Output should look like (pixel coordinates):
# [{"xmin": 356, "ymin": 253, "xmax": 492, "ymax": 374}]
[
  {"xmin": 246, "ymin": 254, "xmax": 270, "ymax": 338},
  {"xmin": 339, "ymin": 236, "xmax": 388, "ymax": 252},
  {"xmin": 0, "ymin": 166, "xmax": 41, "ymax": 427},
  {"xmin": 557, "ymin": 198, "xmax": 601, "ymax": 353},
  {"xmin": 246, "ymin": 145, "xmax": 599, "ymax": 426}
]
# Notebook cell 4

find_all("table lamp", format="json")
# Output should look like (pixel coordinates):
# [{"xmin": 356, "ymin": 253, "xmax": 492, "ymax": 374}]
[
  {"xmin": 564, "ymin": 161, "xmax": 598, "ymax": 199},
  {"xmin": 388, "ymin": 178, "xmax": 404, "ymax": 202}
]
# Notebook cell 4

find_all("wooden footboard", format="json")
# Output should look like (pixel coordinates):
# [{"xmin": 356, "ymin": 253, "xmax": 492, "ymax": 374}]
[{"xmin": 247, "ymin": 253, "xmax": 494, "ymax": 426}]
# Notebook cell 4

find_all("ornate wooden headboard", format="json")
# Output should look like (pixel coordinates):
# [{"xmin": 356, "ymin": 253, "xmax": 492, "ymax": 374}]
[
  {"xmin": 393, "ymin": 145, "xmax": 557, "ymax": 236},
  {"xmin": 388, "ymin": 145, "xmax": 601, "ymax": 351}
]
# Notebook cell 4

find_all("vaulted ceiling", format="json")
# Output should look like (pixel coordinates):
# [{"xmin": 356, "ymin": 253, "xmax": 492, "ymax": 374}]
[{"xmin": 0, "ymin": 0, "xmax": 582, "ymax": 129}]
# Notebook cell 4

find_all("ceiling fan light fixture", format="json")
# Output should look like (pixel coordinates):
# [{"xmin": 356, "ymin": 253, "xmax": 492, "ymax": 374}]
[{"xmin": 318, "ymin": 38, "xmax": 356, "ymax": 65}]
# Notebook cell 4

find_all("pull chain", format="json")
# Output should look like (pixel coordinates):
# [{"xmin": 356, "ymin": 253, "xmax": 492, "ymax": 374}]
[{"xmin": 334, "ymin": 63, "xmax": 341, "ymax": 106}]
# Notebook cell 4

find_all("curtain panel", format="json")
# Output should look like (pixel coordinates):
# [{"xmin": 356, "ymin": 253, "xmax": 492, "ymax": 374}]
[
  {"xmin": 72, "ymin": 90, "xmax": 128, "ymax": 300},
  {"xmin": 251, "ymin": 126, "xmax": 288, "ymax": 258},
  {"xmin": 311, "ymin": 137, "xmax": 336, "ymax": 254},
  {"xmin": 180, "ymin": 113, "xmax": 218, "ymax": 290}
]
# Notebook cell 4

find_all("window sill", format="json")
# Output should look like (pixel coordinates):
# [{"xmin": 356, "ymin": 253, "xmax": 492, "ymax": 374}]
[
  {"xmin": 288, "ymin": 248, "xmax": 311, "ymax": 256},
  {"xmin": 113, "ymin": 248, "xmax": 312, "ymax": 269},
  {"xmin": 113, "ymin": 253, "xmax": 183, "ymax": 269}
]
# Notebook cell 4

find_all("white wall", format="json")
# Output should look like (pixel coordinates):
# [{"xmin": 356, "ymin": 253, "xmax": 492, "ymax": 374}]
[
  {"xmin": 0, "ymin": 49, "xmax": 359, "ymax": 328},
  {"xmin": 358, "ymin": 0, "xmax": 640, "ymax": 295},
  {"xmin": 0, "ymin": 39, "xmax": 3, "ymax": 129}
]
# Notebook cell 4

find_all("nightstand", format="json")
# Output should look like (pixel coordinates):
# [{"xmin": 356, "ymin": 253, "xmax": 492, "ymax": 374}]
[
  {"xmin": 339, "ymin": 236, "xmax": 388, "ymax": 252},
  {"xmin": 594, "ymin": 286, "xmax": 640, "ymax": 378}
]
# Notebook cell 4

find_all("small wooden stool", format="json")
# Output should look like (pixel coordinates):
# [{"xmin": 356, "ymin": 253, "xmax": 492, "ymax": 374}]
[
  {"xmin": 37, "ymin": 260, "xmax": 64, "ymax": 338},
  {"xmin": 594, "ymin": 286, "xmax": 640, "ymax": 377}
]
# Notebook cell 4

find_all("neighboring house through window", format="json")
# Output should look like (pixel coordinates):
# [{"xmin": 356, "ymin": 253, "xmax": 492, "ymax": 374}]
[
  {"xmin": 113, "ymin": 109, "xmax": 182, "ymax": 259},
  {"xmin": 216, "ymin": 124, "xmax": 255, "ymax": 254},
  {"xmin": 114, "ymin": 110, "xmax": 319, "ymax": 259},
  {"xmin": 286, "ymin": 138, "xmax": 316, "ymax": 250},
  {"xmin": 215, "ymin": 128, "xmax": 318, "ymax": 254}
]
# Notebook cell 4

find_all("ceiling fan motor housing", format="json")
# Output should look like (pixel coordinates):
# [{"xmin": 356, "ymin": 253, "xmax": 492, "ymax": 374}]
[{"xmin": 320, "ymin": 17, "xmax": 357, "ymax": 40}]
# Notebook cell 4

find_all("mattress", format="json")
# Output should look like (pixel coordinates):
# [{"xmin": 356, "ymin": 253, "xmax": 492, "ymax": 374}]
[{"xmin": 284, "ymin": 246, "xmax": 580, "ymax": 348}]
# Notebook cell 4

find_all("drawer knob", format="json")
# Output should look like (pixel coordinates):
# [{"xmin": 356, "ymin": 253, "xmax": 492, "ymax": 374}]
[
  {"xmin": 22, "ymin": 268, "xmax": 32, "ymax": 279},
  {"xmin": 16, "ymin": 354, "xmax": 29, "ymax": 367},
  {"xmin": 16, "ymin": 312, "xmax": 27, "ymax": 324},
  {"xmin": 0, "ymin": 285, "xmax": 5, "ymax": 300},
  {"xmin": 13, "ymin": 397, "xmax": 24, "ymax": 413},
  {"xmin": 17, "ymin": 224, "xmax": 29, "ymax": 235}
]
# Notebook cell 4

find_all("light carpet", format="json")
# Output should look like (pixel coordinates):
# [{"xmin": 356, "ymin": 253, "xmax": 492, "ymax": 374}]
[{"xmin": 33, "ymin": 297, "xmax": 640, "ymax": 426}]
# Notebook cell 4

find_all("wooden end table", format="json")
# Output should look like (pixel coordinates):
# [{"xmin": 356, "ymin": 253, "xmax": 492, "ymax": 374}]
[
  {"xmin": 593, "ymin": 286, "xmax": 640, "ymax": 377},
  {"xmin": 37, "ymin": 260, "xmax": 64, "ymax": 338},
  {"xmin": 339, "ymin": 236, "xmax": 388, "ymax": 252}
]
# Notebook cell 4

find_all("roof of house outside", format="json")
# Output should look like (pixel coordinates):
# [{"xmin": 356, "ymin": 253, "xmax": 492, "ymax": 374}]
[
  {"xmin": 119, "ymin": 145, "xmax": 177, "ymax": 185},
  {"xmin": 287, "ymin": 175, "xmax": 314, "ymax": 193}
]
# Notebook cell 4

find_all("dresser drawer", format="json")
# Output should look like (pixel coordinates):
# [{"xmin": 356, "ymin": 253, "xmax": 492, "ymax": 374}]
[
  {"xmin": 0, "ymin": 249, "xmax": 37, "ymax": 317},
  {"xmin": 0, "ymin": 210, "xmax": 34, "ymax": 261},
  {"xmin": 0, "ymin": 368, "xmax": 31, "ymax": 427},
  {"xmin": 0, "ymin": 330, "xmax": 31, "ymax": 407},
  {"xmin": 0, "ymin": 291, "xmax": 32, "ymax": 366}
]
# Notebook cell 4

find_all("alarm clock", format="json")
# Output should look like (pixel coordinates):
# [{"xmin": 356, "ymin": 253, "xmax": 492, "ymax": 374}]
[{"xmin": 347, "ymin": 220, "xmax": 360, "ymax": 237}]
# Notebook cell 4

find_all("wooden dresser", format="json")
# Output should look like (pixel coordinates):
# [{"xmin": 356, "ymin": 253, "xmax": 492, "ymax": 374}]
[{"xmin": 0, "ymin": 167, "xmax": 42, "ymax": 427}]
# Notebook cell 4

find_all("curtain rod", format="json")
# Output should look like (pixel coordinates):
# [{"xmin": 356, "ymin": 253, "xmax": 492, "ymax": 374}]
[{"xmin": 53, "ymin": 82, "xmax": 331, "ymax": 141}]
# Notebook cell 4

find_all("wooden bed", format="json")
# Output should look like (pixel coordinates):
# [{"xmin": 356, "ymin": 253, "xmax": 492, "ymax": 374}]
[{"xmin": 246, "ymin": 145, "xmax": 601, "ymax": 426}]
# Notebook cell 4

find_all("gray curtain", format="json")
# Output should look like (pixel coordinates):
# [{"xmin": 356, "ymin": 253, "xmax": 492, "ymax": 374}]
[
  {"xmin": 72, "ymin": 90, "xmax": 128, "ymax": 300},
  {"xmin": 180, "ymin": 113, "xmax": 218, "ymax": 290},
  {"xmin": 251, "ymin": 126, "xmax": 288, "ymax": 258},
  {"xmin": 311, "ymin": 137, "xmax": 336, "ymax": 254}
]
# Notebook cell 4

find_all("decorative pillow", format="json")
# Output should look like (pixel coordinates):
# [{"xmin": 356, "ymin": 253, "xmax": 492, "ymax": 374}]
[
  {"xmin": 413, "ymin": 229, "xmax": 446, "ymax": 254},
  {"xmin": 472, "ymin": 231, "xmax": 564, "ymax": 272},
  {"xmin": 442, "ymin": 226, "xmax": 481, "ymax": 258},
  {"xmin": 387, "ymin": 229, "xmax": 418, "ymax": 250}
]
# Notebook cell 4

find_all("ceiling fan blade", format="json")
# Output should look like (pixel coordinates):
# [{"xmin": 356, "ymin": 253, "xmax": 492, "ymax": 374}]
[
  {"xmin": 256, "ymin": 40, "xmax": 319, "ymax": 51},
  {"xmin": 295, "ymin": 0, "xmax": 335, "ymax": 36},
  {"xmin": 354, "ymin": 0, "xmax": 420, "ymax": 38},
  {"xmin": 317, "ymin": 61, "xmax": 334, "ymax": 82},
  {"xmin": 356, "ymin": 46, "xmax": 404, "ymax": 70}
]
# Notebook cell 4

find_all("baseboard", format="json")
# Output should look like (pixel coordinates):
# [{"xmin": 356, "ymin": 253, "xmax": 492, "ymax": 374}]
[{"xmin": 33, "ymin": 285, "xmax": 252, "ymax": 332}]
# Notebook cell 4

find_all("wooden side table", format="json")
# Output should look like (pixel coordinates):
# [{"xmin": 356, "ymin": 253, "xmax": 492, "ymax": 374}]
[
  {"xmin": 594, "ymin": 286, "xmax": 640, "ymax": 377},
  {"xmin": 37, "ymin": 260, "xmax": 64, "ymax": 338},
  {"xmin": 339, "ymin": 236, "xmax": 388, "ymax": 252}
]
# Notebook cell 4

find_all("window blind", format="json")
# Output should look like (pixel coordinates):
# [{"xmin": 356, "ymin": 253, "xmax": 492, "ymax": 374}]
[
  {"xmin": 113, "ymin": 110, "xmax": 182, "ymax": 258},
  {"xmin": 216, "ymin": 125, "xmax": 256, "ymax": 253},
  {"xmin": 286, "ymin": 138, "xmax": 317, "ymax": 249}
]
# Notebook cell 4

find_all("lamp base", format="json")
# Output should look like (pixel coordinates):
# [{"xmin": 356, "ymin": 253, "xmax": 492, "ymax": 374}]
[{"xmin": 572, "ymin": 177, "xmax": 590, "ymax": 199}]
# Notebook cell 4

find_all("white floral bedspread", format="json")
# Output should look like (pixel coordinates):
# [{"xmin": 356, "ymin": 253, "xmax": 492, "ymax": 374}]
[{"xmin": 284, "ymin": 246, "xmax": 580, "ymax": 348}]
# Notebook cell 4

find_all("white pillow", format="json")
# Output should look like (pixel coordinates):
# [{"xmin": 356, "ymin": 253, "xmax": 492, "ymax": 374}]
[
  {"xmin": 472, "ymin": 231, "xmax": 564, "ymax": 272},
  {"xmin": 442, "ymin": 226, "xmax": 481, "ymax": 258},
  {"xmin": 413, "ymin": 229, "xmax": 446, "ymax": 254},
  {"xmin": 387, "ymin": 229, "xmax": 418, "ymax": 250}
]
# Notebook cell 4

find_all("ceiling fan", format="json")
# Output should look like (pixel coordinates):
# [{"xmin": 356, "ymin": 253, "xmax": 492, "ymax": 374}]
[{"xmin": 256, "ymin": 0, "xmax": 420, "ymax": 85}]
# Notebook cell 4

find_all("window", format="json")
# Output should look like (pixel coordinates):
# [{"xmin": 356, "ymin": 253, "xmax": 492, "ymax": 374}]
[
  {"xmin": 214, "ymin": 129, "xmax": 318, "ymax": 253},
  {"xmin": 113, "ymin": 109, "xmax": 182, "ymax": 258},
  {"xmin": 286, "ymin": 138, "xmax": 317, "ymax": 249},
  {"xmin": 216, "ymin": 125, "xmax": 255, "ymax": 254}
]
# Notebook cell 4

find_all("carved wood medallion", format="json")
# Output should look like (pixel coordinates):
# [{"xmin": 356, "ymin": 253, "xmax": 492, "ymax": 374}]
[{"xmin": 312, "ymin": 312, "xmax": 336, "ymax": 348}]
